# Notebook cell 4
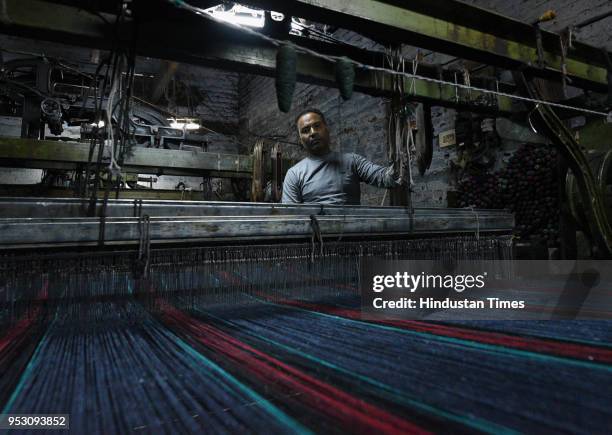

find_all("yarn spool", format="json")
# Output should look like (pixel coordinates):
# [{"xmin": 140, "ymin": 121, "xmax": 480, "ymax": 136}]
[
  {"xmin": 335, "ymin": 56, "xmax": 355, "ymax": 100},
  {"xmin": 275, "ymin": 44, "xmax": 297, "ymax": 113}
]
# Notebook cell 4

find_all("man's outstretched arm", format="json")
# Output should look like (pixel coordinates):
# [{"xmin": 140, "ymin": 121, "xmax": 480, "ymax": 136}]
[
  {"xmin": 281, "ymin": 169, "xmax": 303, "ymax": 203},
  {"xmin": 353, "ymin": 154, "xmax": 400, "ymax": 188}
]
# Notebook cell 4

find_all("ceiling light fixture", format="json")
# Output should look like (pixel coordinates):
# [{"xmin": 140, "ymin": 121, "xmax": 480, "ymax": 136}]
[{"xmin": 204, "ymin": 4, "xmax": 265, "ymax": 28}]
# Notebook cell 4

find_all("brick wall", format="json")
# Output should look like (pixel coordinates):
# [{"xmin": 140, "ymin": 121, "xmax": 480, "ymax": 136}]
[{"xmin": 171, "ymin": 64, "xmax": 240, "ymax": 153}]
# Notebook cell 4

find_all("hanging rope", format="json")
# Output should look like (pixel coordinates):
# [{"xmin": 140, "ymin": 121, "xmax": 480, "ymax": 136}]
[
  {"xmin": 463, "ymin": 67, "xmax": 472, "ymax": 101},
  {"xmin": 136, "ymin": 214, "xmax": 151, "ymax": 279},
  {"xmin": 405, "ymin": 122, "xmax": 415, "ymax": 188},
  {"xmin": 409, "ymin": 53, "xmax": 419, "ymax": 95}
]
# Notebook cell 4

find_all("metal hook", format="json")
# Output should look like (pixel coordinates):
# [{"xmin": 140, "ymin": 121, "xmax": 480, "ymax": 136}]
[{"xmin": 527, "ymin": 104, "xmax": 542, "ymax": 135}]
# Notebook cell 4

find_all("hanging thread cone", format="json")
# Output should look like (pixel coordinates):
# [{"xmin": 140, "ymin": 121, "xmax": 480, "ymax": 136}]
[
  {"xmin": 335, "ymin": 57, "xmax": 355, "ymax": 100},
  {"xmin": 276, "ymin": 44, "xmax": 297, "ymax": 113}
]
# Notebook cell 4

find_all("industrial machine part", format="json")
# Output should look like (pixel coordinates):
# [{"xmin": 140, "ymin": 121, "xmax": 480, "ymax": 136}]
[
  {"xmin": 0, "ymin": 198, "xmax": 513, "ymax": 248},
  {"xmin": 523, "ymin": 85, "xmax": 612, "ymax": 257},
  {"xmin": 0, "ymin": 56, "xmax": 210, "ymax": 150},
  {"xmin": 565, "ymin": 149, "xmax": 612, "ymax": 237},
  {"xmin": 0, "ymin": 137, "xmax": 252, "ymax": 177},
  {"xmin": 0, "ymin": 137, "xmax": 296, "ymax": 203},
  {"xmin": 39, "ymin": 98, "xmax": 63, "ymax": 135}
]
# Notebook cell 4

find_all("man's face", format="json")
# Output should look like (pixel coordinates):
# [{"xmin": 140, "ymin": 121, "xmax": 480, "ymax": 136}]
[{"xmin": 297, "ymin": 112, "xmax": 330, "ymax": 156}]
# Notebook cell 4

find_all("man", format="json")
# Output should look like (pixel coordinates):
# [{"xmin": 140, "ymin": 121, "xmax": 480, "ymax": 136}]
[{"xmin": 282, "ymin": 108, "xmax": 400, "ymax": 205}]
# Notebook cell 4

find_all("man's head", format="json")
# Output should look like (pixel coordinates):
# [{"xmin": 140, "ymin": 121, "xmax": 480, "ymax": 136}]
[{"xmin": 295, "ymin": 108, "xmax": 331, "ymax": 156}]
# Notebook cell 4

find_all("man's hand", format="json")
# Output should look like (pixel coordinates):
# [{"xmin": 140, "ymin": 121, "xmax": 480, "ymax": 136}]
[{"xmin": 384, "ymin": 162, "xmax": 404, "ymax": 187}]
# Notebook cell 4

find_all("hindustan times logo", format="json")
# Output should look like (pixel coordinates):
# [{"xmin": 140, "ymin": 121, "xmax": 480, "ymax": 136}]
[{"xmin": 372, "ymin": 271, "xmax": 487, "ymax": 293}]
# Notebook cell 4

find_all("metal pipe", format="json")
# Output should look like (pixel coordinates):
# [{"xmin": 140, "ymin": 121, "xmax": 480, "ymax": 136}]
[
  {"xmin": 0, "ymin": 197, "xmax": 513, "ymax": 219},
  {"xmin": 0, "ymin": 214, "xmax": 513, "ymax": 248},
  {"xmin": 0, "ymin": 198, "xmax": 514, "ymax": 248}
]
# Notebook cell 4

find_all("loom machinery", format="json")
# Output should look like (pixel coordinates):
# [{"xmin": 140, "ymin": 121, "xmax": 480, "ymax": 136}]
[
  {"xmin": 0, "ymin": 55, "xmax": 295, "ymax": 201},
  {"xmin": 0, "ymin": 57, "xmax": 214, "ymax": 147},
  {"xmin": 0, "ymin": 0, "xmax": 611, "ymax": 433}
]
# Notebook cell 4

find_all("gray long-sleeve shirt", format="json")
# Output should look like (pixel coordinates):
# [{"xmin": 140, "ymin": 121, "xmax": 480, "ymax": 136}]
[{"xmin": 281, "ymin": 151, "xmax": 394, "ymax": 205}]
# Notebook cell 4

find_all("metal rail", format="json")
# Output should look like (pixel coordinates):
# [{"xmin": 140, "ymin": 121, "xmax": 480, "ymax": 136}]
[
  {"xmin": 0, "ymin": 197, "xmax": 514, "ymax": 248},
  {"xmin": 0, "ymin": 0, "xmax": 515, "ymax": 112},
  {"xmin": 0, "ymin": 197, "xmax": 512, "ymax": 218},
  {"xmin": 0, "ymin": 138, "xmax": 252, "ymax": 177},
  {"xmin": 242, "ymin": 0, "xmax": 611, "ymax": 92}
]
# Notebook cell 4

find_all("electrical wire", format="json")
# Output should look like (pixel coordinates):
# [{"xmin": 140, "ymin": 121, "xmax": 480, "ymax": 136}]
[
  {"xmin": 86, "ymin": 1, "xmax": 133, "ymax": 216},
  {"xmin": 168, "ymin": 0, "xmax": 610, "ymax": 118}
]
